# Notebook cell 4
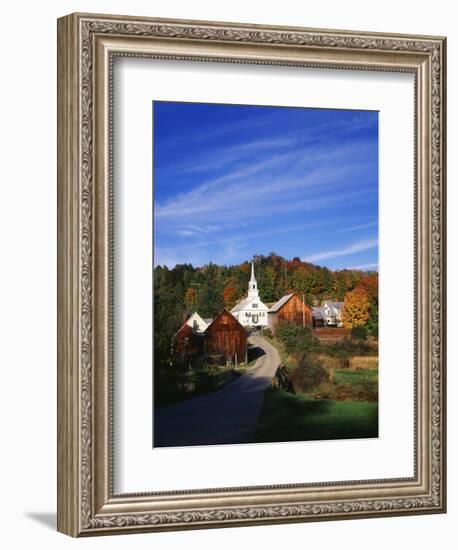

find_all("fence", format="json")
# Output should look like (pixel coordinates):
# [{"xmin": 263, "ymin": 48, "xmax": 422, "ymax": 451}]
[{"xmin": 272, "ymin": 364, "xmax": 295, "ymax": 393}]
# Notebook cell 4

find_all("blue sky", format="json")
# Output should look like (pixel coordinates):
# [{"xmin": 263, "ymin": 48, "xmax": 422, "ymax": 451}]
[{"xmin": 153, "ymin": 101, "xmax": 378, "ymax": 271}]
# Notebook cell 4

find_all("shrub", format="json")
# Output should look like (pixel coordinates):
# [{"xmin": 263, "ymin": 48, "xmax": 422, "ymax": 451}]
[
  {"xmin": 276, "ymin": 323, "xmax": 318, "ymax": 355},
  {"xmin": 261, "ymin": 327, "xmax": 273, "ymax": 339},
  {"xmin": 310, "ymin": 380, "xmax": 378, "ymax": 402},
  {"xmin": 351, "ymin": 325, "xmax": 369, "ymax": 341},
  {"xmin": 365, "ymin": 303, "xmax": 379, "ymax": 337},
  {"xmin": 289, "ymin": 353, "xmax": 329, "ymax": 393},
  {"xmin": 334, "ymin": 349, "xmax": 350, "ymax": 368},
  {"xmin": 316, "ymin": 354, "xmax": 341, "ymax": 371},
  {"xmin": 319, "ymin": 338, "xmax": 374, "ymax": 358}
]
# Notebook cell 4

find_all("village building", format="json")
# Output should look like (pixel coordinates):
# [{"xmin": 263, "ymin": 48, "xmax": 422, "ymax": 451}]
[
  {"xmin": 185, "ymin": 311, "xmax": 212, "ymax": 333},
  {"xmin": 173, "ymin": 322, "xmax": 205, "ymax": 355},
  {"xmin": 311, "ymin": 307, "xmax": 326, "ymax": 327},
  {"xmin": 267, "ymin": 293, "xmax": 313, "ymax": 334},
  {"xmin": 204, "ymin": 309, "xmax": 247, "ymax": 365},
  {"xmin": 312, "ymin": 301, "xmax": 344, "ymax": 327},
  {"xmin": 230, "ymin": 262, "xmax": 270, "ymax": 328}
]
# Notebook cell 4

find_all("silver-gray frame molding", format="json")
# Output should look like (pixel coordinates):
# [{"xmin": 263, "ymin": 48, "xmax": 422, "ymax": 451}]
[{"xmin": 57, "ymin": 12, "xmax": 446, "ymax": 537}]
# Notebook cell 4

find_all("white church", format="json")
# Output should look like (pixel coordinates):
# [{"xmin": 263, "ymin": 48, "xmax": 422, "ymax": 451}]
[{"xmin": 230, "ymin": 262, "xmax": 270, "ymax": 328}]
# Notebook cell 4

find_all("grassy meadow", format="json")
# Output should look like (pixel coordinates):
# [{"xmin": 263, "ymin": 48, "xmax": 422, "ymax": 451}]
[
  {"xmin": 255, "ymin": 323, "xmax": 379, "ymax": 442},
  {"xmin": 255, "ymin": 387, "xmax": 378, "ymax": 443}
]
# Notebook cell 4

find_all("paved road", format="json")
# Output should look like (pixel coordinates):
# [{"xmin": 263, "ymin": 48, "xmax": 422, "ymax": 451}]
[{"xmin": 154, "ymin": 334, "xmax": 280, "ymax": 447}]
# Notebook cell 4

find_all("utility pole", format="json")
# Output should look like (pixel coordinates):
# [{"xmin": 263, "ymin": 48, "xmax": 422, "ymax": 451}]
[{"xmin": 190, "ymin": 282, "xmax": 202, "ymax": 311}]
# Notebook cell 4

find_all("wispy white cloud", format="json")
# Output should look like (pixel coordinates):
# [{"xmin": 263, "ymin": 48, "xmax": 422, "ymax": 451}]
[
  {"xmin": 345, "ymin": 262, "xmax": 379, "ymax": 271},
  {"xmin": 337, "ymin": 221, "xmax": 378, "ymax": 233},
  {"xmin": 154, "ymin": 105, "xmax": 378, "ymax": 268},
  {"xmin": 303, "ymin": 238, "xmax": 378, "ymax": 263},
  {"xmin": 169, "ymin": 222, "xmax": 320, "ymax": 251},
  {"xmin": 157, "ymin": 107, "xmax": 284, "ymax": 151},
  {"xmin": 175, "ymin": 224, "xmax": 222, "ymax": 237},
  {"xmin": 155, "ymin": 144, "xmax": 375, "ymax": 224},
  {"xmin": 158, "ymin": 108, "xmax": 376, "ymax": 159},
  {"xmin": 162, "ymin": 136, "xmax": 298, "ymax": 176}
]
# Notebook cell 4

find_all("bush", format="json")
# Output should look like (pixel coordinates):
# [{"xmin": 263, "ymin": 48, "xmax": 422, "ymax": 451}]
[
  {"xmin": 261, "ymin": 327, "xmax": 273, "ymax": 339},
  {"xmin": 316, "ymin": 354, "xmax": 341, "ymax": 371},
  {"xmin": 310, "ymin": 380, "xmax": 378, "ymax": 402},
  {"xmin": 365, "ymin": 303, "xmax": 379, "ymax": 337},
  {"xmin": 319, "ymin": 338, "xmax": 374, "ymax": 358},
  {"xmin": 334, "ymin": 349, "xmax": 350, "ymax": 368},
  {"xmin": 351, "ymin": 325, "xmax": 369, "ymax": 341},
  {"xmin": 289, "ymin": 353, "xmax": 329, "ymax": 393},
  {"xmin": 276, "ymin": 323, "xmax": 318, "ymax": 355}
]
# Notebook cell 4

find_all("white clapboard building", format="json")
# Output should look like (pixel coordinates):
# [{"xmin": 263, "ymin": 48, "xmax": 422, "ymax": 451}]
[
  {"xmin": 230, "ymin": 262, "xmax": 269, "ymax": 328},
  {"xmin": 185, "ymin": 312, "xmax": 212, "ymax": 333}
]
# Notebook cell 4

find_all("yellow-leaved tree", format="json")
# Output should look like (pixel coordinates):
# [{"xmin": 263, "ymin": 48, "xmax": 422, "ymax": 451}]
[
  {"xmin": 342, "ymin": 287, "xmax": 370, "ymax": 328},
  {"xmin": 184, "ymin": 287, "xmax": 197, "ymax": 309}
]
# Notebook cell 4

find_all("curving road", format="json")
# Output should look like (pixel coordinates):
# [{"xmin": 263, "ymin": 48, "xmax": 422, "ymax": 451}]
[{"xmin": 154, "ymin": 334, "xmax": 280, "ymax": 447}]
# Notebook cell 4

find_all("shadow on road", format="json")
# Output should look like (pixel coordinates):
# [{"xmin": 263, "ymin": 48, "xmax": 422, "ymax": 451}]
[
  {"xmin": 247, "ymin": 344, "xmax": 266, "ymax": 362},
  {"xmin": 154, "ymin": 334, "xmax": 280, "ymax": 448}
]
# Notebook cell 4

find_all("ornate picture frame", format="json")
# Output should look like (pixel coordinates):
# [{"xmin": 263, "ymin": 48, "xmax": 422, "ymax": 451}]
[{"xmin": 57, "ymin": 12, "xmax": 446, "ymax": 536}]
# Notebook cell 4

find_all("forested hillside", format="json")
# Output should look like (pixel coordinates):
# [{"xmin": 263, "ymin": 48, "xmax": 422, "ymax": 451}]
[{"xmin": 154, "ymin": 253, "xmax": 378, "ymax": 371}]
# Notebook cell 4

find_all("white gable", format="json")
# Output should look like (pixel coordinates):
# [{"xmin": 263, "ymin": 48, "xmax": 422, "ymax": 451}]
[{"xmin": 185, "ymin": 312, "xmax": 210, "ymax": 333}]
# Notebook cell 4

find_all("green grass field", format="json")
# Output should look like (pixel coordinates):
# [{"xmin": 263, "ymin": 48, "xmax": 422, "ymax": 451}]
[
  {"xmin": 333, "ymin": 368, "xmax": 378, "ymax": 385},
  {"xmin": 255, "ymin": 387, "xmax": 379, "ymax": 443}
]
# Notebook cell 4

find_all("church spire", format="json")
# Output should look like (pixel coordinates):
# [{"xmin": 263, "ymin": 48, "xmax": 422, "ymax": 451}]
[
  {"xmin": 250, "ymin": 261, "xmax": 256, "ymax": 283},
  {"xmin": 248, "ymin": 261, "xmax": 259, "ymax": 297}
]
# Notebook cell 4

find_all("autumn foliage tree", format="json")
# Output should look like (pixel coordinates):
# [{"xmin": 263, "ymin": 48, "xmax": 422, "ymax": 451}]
[
  {"xmin": 342, "ymin": 287, "xmax": 371, "ymax": 328},
  {"xmin": 357, "ymin": 275, "xmax": 378, "ymax": 303},
  {"xmin": 223, "ymin": 286, "xmax": 237, "ymax": 308},
  {"xmin": 356, "ymin": 274, "xmax": 378, "ymax": 336},
  {"xmin": 154, "ymin": 255, "xmax": 378, "ymax": 376},
  {"xmin": 184, "ymin": 287, "xmax": 197, "ymax": 309}
]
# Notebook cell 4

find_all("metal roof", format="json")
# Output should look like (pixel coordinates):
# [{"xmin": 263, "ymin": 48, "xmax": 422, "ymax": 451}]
[
  {"xmin": 322, "ymin": 301, "xmax": 344, "ymax": 310},
  {"xmin": 230, "ymin": 297, "xmax": 252, "ymax": 312},
  {"xmin": 269, "ymin": 293, "xmax": 295, "ymax": 312},
  {"xmin": 231, "ymin": 296, "xmax": 270, "ymax": 313},
  {"xmin": 312, "ymin": 307, "xmax": 326, "ymax": 319}
]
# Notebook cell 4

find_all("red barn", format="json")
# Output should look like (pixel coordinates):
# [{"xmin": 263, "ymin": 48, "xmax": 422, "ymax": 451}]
[
  {"xmin": 268, "ymin": 293, "xmax": 313, "ymax": 334},
  {"xmin": 173, "ymin": 323, "xmax": 204, "ymax": 355},
  {"xmin": 204, "ymin": 309, "xmax": 247, "ymax": 365}
]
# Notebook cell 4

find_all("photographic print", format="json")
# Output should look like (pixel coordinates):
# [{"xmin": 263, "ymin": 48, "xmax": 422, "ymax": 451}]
[{"xmin": 153, "ymin": 101, "xmax": 379, "ymax": 448}]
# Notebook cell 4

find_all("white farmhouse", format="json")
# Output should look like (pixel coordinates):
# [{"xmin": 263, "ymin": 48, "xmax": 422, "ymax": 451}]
[
  {"xmin": 185, "ymin": 312, "xmax": 212, "ymax": 333},
  {"xmin": 312, "ymin": 301, "xmax": 345, "ymax": 327},
  {"xmin": 230, "ymin": 262, "xmax": 269, "ymax": 328}
]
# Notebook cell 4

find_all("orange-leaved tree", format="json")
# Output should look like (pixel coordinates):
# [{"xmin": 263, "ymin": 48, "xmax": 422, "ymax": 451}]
[
  {"xmin": 342, "ymin": 287, "xmax": 370, "ymax": 328},
  {"xmin": 223, "ymin": 286, "xmax": 237, "ymax": 308},
  {"xmin": 357, "ymin": 274, "xmax": 378, "ymax": 304},
  {"xmin": 184, "ymin": 287, "xmax": 197, "ymax": 309}
]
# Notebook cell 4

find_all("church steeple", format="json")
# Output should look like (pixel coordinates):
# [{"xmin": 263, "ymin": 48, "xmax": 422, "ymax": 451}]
[{"xmin": 248, "ymin": 261, "xmax": 259, "ymax": 297}]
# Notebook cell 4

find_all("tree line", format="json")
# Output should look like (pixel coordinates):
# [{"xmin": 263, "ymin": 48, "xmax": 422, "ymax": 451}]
[{"xmin": 154, "ymin": 252, "xmax": 378, "ymax": 372}]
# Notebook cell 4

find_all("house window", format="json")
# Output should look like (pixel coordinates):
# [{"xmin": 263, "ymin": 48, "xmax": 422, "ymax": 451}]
[{"xmin": 252, "ymin": 303, "xmax": 258, "ymax": 308}]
